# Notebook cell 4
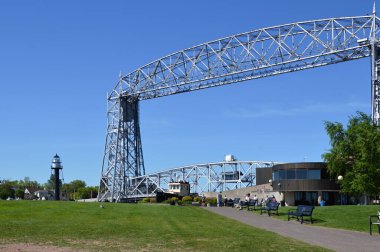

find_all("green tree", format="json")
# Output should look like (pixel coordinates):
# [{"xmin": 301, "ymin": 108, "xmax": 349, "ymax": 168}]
[
  {"xmin": 322, "ymin": 112, "xmax": 380, "ymax": 197},
  {"xmin": 44, "ymin": 174, "xmax": 62, "ymax": 190},
  {"xmin": 70, "ymin": 180, "xmax": 86, "ymax": 191},
  {"xmin": 15, "ymin": 189, "xmax": 25, "ymax": 199},
  {"xmin": 0, "ymin": 182, "xmax": 15, "ymax": 199},
  {"xmin": 17, "ymin": 177, "xmax": 41, "ymax": 189}
]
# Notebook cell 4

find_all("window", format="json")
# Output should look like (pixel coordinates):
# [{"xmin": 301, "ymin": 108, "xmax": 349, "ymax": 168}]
[
  {"xmin": 279, "ymin": 170, "xmax": 286, "ymax": 180},
  {"xmin": 273, "ymin": 169, "xmax": 322, "ymax": 180},
  {"xmin": 273, "ymin": 171, "xmax": 279, "ymax": 180},
  {"xmin": 296, "ymin": 169, "xmax": 307, "ymax": 179},
  {"xmin": 308, "ymin": 170, "xmax": 321, "ymax": 179},
  {"xmin": 287, "ymin": 169, "xmax": 295, "ymax": 179}
]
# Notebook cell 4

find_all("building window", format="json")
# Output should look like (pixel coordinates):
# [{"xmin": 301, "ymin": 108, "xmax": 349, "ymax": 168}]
[
  {"xmin": 294, "ymin": 191, "xmax": 318, "ymax": 205},
  {"xmin": 273, "ymin": 169, "xmax": 322, "ymax": 180},
  {"xmin": 279, "ymin": 170, "xmax": 286, "ymax": 180},
  {"xmin": 296, "ymin": 169, "xmax": 307, "ymax": 179},
  {"xmin": 287, "ymin": 169, "xmax": 296, "ymax": 179},
  {"xmin": 308, "ymin": 170, "xmax": 321, "ymax": 179},
  {"xmin": 273, "ymin": 171, "xmax": 279, "ymax": 180}
]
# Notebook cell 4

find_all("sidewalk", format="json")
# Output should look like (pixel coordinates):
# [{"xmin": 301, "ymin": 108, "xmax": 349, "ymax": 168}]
[{"xmin": 204, "ymin": 207, "xmax": 380, "ymax": 252}]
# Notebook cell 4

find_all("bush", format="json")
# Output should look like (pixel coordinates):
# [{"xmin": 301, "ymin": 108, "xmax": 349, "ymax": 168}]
[
  {"xmin": 205, "ymin": 197, "xmax": 217, "ymax": 206},
  {"xmin": 170, "ymin": 197, "xmax": 179, "ymax": 202},
  {"xmin": 142, "ymin": 198, "xmax": 151, "ymax": 203},
  {"xmin": 193, "ymin": 196, "xmax": 202, "ymax": 203},
  {"xmin": 176, "ymin": 200, "xmax": 182, "ymax": 206},
  {"xmin": 150, "ymin": 198, "xmax": 157, "ymax": 203},
  {"xmin": 182, "ymin": 196, "xmax": 192, "ymax": 203}
]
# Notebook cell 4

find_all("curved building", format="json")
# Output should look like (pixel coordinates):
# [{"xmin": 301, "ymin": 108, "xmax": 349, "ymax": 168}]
[{"xmin": 270, "ymin": 162, "xmax": 340, "ymax": 206}]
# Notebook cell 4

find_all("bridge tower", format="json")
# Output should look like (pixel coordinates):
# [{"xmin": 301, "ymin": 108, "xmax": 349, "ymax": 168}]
[
  {"xmin": 371, "ymin": 4, "xmax": 380, "ymax": 125},
  {"xmin": 98, "ymin": 89, "xmax": 145, "ymax": 202}
]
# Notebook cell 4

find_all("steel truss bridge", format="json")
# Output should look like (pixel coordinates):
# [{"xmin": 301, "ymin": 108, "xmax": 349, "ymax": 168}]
[
  {"xmin": 98, "ymin": 10, "xmax": 380, "ymax": 202},
  {"xmin": 126, "ymin": 161, "xmax": 277, "ymax": 198}
]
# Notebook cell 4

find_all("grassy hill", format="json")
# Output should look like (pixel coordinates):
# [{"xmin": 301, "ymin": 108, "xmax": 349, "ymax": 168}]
[{"xmin": 0, "ymin": 201, "xmax": 329, "ymax": 251}]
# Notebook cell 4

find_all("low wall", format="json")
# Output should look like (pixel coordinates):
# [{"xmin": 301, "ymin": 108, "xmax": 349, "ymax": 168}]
[{"xmin": 202, "ymin": 183, "xmax": 282, "ymax": 204}]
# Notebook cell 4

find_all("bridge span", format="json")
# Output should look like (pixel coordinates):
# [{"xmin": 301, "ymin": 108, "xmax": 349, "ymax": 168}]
[
  {"xmin": 99, "ymin": 10, "xmax": 380, "ymax": 202},
  {"xmin": 107, "ymin": 160, "xmax": 278, "ymax": 200}
]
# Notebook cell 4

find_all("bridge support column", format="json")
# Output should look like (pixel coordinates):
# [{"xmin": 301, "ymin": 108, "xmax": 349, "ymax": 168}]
[
  {"xmin": 371, "ymin": 43, "xmax": 380, "ymax": 125},
  {"xmin": 98, "ymin": 95, "xmax": 145, "ymax": 202}
]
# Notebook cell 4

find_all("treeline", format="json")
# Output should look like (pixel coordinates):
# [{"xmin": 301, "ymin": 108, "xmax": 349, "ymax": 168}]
[{"xmin": 0, "ymin": 176, "xmax": 98, "ymax": 200}]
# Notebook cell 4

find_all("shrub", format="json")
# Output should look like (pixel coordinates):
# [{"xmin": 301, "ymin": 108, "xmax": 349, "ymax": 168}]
[
  {"xmin": 142, "ymin": 198, "xmax": 151, "ymax": 203},
  {"xmin": 150, "ymin": 198, "xmax": 157, "ymax": 203},
  {"xmin": 182, "ymin": 196, "xmax": 192, "ymax": 203},
  {"xmin": 205, "ymin": 197, "xmax": 217, "ymax": 206},
  {"xmin": 176, "ymin": 200, "xmax": 182, "ymax": 206},
  {"xmin": 170, "ymin": 197, "xmax": 179, "ymax": 202},
  {"xmin": 193, "ymin": 196, "xmax": 202, "ymax": 203}
]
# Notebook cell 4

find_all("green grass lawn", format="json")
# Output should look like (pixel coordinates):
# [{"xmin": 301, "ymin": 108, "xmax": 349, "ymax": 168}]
[
  {"xmin": 0, "ymin": 201, "xmax": 329, "ymax": 251},
  {"xmin": 262, "ymin": 205, "xmax": 380, "ymax": 232}
]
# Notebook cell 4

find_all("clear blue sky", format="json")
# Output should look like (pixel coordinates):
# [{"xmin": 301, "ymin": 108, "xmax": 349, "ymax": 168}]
[{"xmin": 0, "ymin": 0, "xmax": 375, "ymax": 186}]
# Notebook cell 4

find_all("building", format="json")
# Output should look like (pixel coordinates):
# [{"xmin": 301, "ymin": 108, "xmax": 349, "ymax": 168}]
[
  {"xmin": 167, "ymin": 181, "xmax": 190, "ymax": 197},
  {"xmin": 257, "ymin": 162, "xmax": 341, "ymax": 206},
  {"xmin": 34, "ymin": 190, "xmax": 54, "ymax": 200}
]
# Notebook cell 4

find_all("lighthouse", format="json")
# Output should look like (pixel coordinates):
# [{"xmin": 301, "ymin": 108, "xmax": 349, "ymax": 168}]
[{"xmin": 51, "ymin": 154, "xmax": 63, "ymax": 200}]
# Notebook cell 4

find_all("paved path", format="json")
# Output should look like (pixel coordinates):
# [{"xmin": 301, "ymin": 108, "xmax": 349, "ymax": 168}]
[{"xmin": 204, "ymin": 207, "xmax": 380, "ymax": 252}]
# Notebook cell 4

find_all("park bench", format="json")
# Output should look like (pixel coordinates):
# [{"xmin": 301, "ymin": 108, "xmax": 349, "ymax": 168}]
[
  {"xmin": 240, "ymin": 199, "xmax": 258, "ymax": 210},
  {"xmin": 287, "ymin": 205, "xmax": 314, "ymax": 224},
  {"xmin": 225, "ymin": 198, "xmax": 234, "ymax": 207},
  {"xmin": 232, "ymin": 198, "xmax": 240, "ymax": 208},
  {"xmin": 246, "ymin": 199, "xmax": 258, "ymax": 210},
  {"xmin": 369, "ymin": 211, "xmax": 380, "ymax": 235},
  {"xmin": 260, "ymin": 201, "xmax": 280, "ymax": 216}
]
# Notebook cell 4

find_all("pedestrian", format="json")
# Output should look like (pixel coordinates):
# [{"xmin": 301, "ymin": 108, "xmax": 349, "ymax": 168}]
[
  {"xmin": 272, "ymin": 195, "xmax": 277, "ymax": 202},
  {"xmin": 253, "ymin": 194, "xmax": 258, "ymax": 205}
]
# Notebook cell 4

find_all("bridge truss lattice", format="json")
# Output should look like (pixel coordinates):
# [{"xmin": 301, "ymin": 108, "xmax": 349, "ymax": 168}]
[
  {"xmin": 126, "ymin": 161, "xmax": 276, "ymax": 199},
  {"xmin": 99, "ymin": 13, "xmax": 380, "ymax": 202}
]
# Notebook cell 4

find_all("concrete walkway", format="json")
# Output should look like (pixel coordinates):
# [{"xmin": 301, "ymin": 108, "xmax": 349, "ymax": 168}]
[{"xmin": 205, "ymin": 207, "xmax": 380, "ymax": 252}]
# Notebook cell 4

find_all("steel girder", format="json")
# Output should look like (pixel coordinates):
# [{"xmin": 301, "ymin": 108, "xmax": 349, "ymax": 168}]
[
  {"xmin": 126, "ymin": 161, "xmax": 277, "ymax": 198},
  {"xmin": 100, "ymin": 14, "xmax": 380, "ymax": 202},
  {"xmin": 113, "ymin": 15, "xmax": 379, "ymax": 101}
]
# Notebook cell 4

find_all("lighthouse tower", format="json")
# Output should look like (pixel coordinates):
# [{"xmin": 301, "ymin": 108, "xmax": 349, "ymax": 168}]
[{"xmin": 51, "ymin": 154, "xmax": 63, "ymax": 200}]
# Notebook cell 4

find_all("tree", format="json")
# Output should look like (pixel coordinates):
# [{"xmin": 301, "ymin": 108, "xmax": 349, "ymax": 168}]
[
  {"xmin": 18, "ymin": 177, "xmax": 41, "ymax": 189},
  {"xmin": 322, "ymin": 112, "xmax": 380, "ymax": 197},
  {"xmin": 61, "ymin": 180, "xmax": 87, "ymax": 200},
  {"xmin": 70, "ymin": 180, "xmax": 86, "ymax": 191},
  {"xmin": 0, "ymin": 182, "xmax": 15, "ymax": 199},
  {"xmin": 44, "ymin": 174, "xmax": 62, "ymax": 190},
  {"xmin": 15, "ymin": 189, "xmax": 25, "ymax": 199}
]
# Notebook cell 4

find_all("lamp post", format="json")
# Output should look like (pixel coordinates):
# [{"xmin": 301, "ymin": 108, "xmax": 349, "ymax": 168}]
[{"xmin": 337, "ymin": 175, "xmax": 343, "ymax": 205}]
